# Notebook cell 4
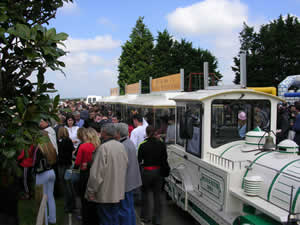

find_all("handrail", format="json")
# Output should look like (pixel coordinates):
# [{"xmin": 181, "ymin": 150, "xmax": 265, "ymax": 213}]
[{"xmin": 207, "ymin": 152, "xmax": 248, "ymax": 170}]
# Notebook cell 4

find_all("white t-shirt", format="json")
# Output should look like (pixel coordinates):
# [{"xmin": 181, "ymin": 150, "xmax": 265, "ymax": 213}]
[
  {"xmin": 65, "ymin": 125, "xmax": 80, "ymax": 149},
  {"xmin": 130, "ymin": 125, "xmax": 146, "ymax": 151}
]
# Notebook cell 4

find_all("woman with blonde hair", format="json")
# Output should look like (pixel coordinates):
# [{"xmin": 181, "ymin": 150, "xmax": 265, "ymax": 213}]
[
  {"xmin": 33, "ymin": 131, "xmax": 57, "ymax": 225},
  {"xmin": 85, "ymin": 127, "xmax": 100, "ymax": 149},
  {"xmin": 74, "ymin": 127, "xmax": 100, "ymax": 225}
]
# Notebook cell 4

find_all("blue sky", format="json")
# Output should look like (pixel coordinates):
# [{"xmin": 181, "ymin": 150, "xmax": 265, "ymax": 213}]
[{"xmin": 45, "ymin": 0, "xmax": 300, "ymax": 98}]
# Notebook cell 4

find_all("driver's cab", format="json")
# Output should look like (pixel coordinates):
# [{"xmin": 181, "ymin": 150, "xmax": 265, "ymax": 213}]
[{"xmin": 170, "ymin": 88, "xmax": 281, "ymax": 159}]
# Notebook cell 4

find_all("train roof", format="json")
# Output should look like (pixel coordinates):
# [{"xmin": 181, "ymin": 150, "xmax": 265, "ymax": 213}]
[
  {"xmin": 170, "ymin": 88, "xmax": 284, "ymax": 102},
  {"xmin": 100, "ymin": 95, "xmax": 136, "ymax": 103},
  {"xmin": 126, "ymin": 92, "xmax": 179, "ymax": 107},
  {"xmin": 101, "ymin": 92, "xmax": 180, "ymax": 107}
]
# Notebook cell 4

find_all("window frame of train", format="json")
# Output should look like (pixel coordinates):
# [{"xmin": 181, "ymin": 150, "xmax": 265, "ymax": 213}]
[
  {"xmin": 210, "ymin": 99, "xmax": 271, "ymax": 148},
  {"xmin": 154, "ymin": 108, "xmax": 175, "ymax": 132},
  {"xmin": 176, "ymin": 103, "xmax": 203, "ymax": 158}
]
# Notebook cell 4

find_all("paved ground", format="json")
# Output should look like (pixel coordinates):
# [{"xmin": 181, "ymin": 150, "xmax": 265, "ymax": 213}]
[{"xmin": 63, "ymin": 192, "xmax": 197, "ymax": 225}]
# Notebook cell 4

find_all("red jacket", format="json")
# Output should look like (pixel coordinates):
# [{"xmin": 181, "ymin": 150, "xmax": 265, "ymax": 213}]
[
  {"xmin": 18, "ymin": 145, "xmax": 34, "ymax": 168},
  {"xmin": 75, "ymin": 143, "xmax": 95, "ymax": 170}
]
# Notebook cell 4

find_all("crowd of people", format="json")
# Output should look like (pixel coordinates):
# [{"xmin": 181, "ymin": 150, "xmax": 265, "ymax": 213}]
[
  {"xmin": 277, "ymin": 102, "xmax": 300, "ymax": 144},
  {"xmin": 16, "ymin": 99, "xmax": 300, "ymax": 225},
  {"xmin": 17, "ymin": 100, "xmax": 170, "ymax": 225}
]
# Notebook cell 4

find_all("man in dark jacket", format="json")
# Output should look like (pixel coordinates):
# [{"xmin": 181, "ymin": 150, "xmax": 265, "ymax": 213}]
[
  {"xmin": 138, "ymin": 126, "xmax": 168, "ymax": 225},
  {"xmin": 83, "ymin": 109, "xmax": 95, "ymax": 128}
]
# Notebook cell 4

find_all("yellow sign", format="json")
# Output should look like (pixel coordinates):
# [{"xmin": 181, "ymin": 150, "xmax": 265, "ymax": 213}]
[
  {"xmin": 126, "ymin": 83, "xmax": 139, "ymax": 94},
  {"xmin": 152, "ymin": 73, "xmax": 181, "ymax": 92},
  {"xmin": 110, "ymin": 88, "xmax": 119, "ymax": 96}
]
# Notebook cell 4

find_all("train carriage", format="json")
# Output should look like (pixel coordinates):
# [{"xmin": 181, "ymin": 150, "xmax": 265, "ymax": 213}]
[
  {"xmin": 96, "ymin": 56, "xmax": 300, "ymax": 224},
  {"xmin": 165, "ymin": 86, "xmax": 300, "ymax": 225},
  {"xmin": 99, "ymin": 92, "xmax": 179, "ymax": 132}
]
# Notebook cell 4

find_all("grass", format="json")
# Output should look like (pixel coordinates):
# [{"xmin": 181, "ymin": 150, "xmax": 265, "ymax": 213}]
[{"xmin": 19, "ymin": 197, "xmax": 65, "ymax": 225}]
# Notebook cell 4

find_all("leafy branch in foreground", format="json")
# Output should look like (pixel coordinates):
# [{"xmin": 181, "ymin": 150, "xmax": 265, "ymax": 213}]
[{"xmin": 0, "ymin": 0, "xmax": 72, "ymax": 179}]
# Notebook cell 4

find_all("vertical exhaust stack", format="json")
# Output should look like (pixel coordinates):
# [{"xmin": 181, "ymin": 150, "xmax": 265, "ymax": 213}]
[
  {"xmin": 139, "ymin": 80, "xmax": 142, "ymax": 94},
  {"xmin": 180, "ymin": 68, "xmax": 184, "ymax": 92},
  {"xmin": 149, "ymin": 77, "xmax": 152, "ymax": 93},
  {"xmin": 204, "ymin": 62, "xmax": 209, "ymax": 89},
  {"xmin": 240, "ymin": 51, "xmax": 247, "ymax": 88}
]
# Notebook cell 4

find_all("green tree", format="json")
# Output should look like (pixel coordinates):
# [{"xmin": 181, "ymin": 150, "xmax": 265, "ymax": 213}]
[
  {"xmin": 0, "ymin": 0, "xmax": 70, "ymax": 181},
  {"xmin": 171, "ymin": 39, "xmax": 222, "ymax": 90},
  {"xmin": 152, "ymin": 29, "xmax": 174, "ymax": 78},
  {"xmin": 232, "ymin": 15, "xmax": 300, "ymax": 86},
  {"xmin": 118, "ymin": 18, "xmax": 222, "ymax": 93},
  {"xmin": 118, "ymin": 16, "xmax": 154, "ymax": 93}
]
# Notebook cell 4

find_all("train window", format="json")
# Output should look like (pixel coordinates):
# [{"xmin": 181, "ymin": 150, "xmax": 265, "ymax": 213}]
[
  {"xmin": 211, "ymin": 100, "xmax": 271, "ymax": 148},
  {"xmin": 165, "ymin": 112, "xmax": 175, "ymax": 144},
  {"xmin": 186, "ymin": 104, "xmax": 202, "ymax": 157},
  {"xmin": 155, "ymin": 108, "xmax": 176, "ymax": 143},
  {"xmin": 176, "ymin": 106, "xmax": 185, "ymax": 147}
]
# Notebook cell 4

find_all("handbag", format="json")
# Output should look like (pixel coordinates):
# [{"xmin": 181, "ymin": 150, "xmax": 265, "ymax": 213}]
[
  {"xmin": 160, "ymin": 160, "xmax": 170, "ymax": 177},
  {"xmin": 64, "ymin": 168, "xmax": 80, "ymax": 183}
]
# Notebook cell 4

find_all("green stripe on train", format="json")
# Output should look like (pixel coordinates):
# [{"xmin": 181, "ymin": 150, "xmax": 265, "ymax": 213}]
[
  {"xmin": 267, "ymin": 159, "xmax": 300, "ymax": 201},
  {"xmin": 188, "ymin": 200, "xmax": 219, "ymax": 225}
]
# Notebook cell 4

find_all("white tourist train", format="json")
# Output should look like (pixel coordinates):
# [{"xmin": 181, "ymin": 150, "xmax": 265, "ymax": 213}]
[
  {"xmin": 94, "ymin": 55, "xmax": 300, "ymax": 225},
  {"xmin": 164, "ymin": 86, "xmax": 300, "ymax": 225}
]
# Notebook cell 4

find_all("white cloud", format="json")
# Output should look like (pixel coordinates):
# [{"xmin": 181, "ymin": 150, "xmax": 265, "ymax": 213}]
[
  {"xmin": 44, "ymin": 35, "xmax": 121, "ymax": 98},
  {"xmin": 64, "ymin": 35, "xmax": 121, "ymax": 52},
  {"xmin": 213, "ymin": 33, "xmax": 241, "ymax": 84},
  {"xmin": 59, "ymin": 1, "xmax": 79, "ymax": 14},
  {"xmin": 46, "ymin": 57, "xmax": 119, "ymax": 98},
  {"xmin": 166, "ymin": 0, "xmax": 250, "ymax": 85},
  {"xmin": 167, "ymin": 0, "xmax": 248, "ymax": 36},
  {"xmin": 97, "ymin": 17, "xmax": 117, "ymax": 30},
  {"xmin": 62, "ymin": 52, "xmax": 117, "ymax": 68}
]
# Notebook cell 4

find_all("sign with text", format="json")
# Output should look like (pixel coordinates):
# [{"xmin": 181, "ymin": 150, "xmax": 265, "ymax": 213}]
[
  {"xmin": 199, "ymin": 167, "xmax": 225, "ymax": 206},
  {"xmin": 126, "ymin": 82, "xmax": 139, "ymax": 94},
  {"xmin": 110, "ymin": 88, "xmax": 119, "ymax": 96},
  {"xmin": 152, "ymin": 73, "xmax": 181, "ymax": 92}
]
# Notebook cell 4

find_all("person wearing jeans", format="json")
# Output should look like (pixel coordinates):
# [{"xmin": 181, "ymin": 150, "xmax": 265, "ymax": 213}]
[
  {"xmin": 115, "ymin": 123, "xmax": 142, "ymax": 225},
  {"xmin": 86, "ymin": 124, "xmax": 128, "ymax": 225},
  {"xmin": 36, "ymin": 170, "xmax": 56, "ymax": 224},
  {"xmin": 33, "ymin": 131, "xmax": 58, "ymax": 225}
]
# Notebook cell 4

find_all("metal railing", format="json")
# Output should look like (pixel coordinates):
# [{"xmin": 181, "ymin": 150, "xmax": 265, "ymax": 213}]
[{"xmin": 207, "ymin": 152, "xmax": 248, "ymax": 170}]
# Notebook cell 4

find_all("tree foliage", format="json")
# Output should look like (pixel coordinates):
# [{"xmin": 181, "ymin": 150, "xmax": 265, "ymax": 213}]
[
  {"xmin": 0, "ymin": 0, "xmax": 71, "ymax": 178},
  {"xmin": 118, "ymin": 18, "xmax": 222, "ymax": 93},
  {"xmin": 170, "ymin": 39, "xmax": 222, "ymax": 90},
  {"xmin": 152, "ymin": 29, "xmax": 174, "ymax": 78},
  {"xmin": 118, "ymin": 16, "xmax": 154, "ymax": 94},
  {"xmin": 232, "ymin": 15, "xmax": 300, "ymax": 86}
]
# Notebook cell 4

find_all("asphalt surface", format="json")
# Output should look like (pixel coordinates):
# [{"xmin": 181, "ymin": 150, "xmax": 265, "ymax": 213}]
[{"xmin": 63, "ymin": 192, "xmax": 197, "ymax": 225}]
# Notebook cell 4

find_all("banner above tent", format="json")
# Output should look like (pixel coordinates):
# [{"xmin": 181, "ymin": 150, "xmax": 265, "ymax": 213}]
[
  {"xmin": 125, "ymin": 81, "xmax": 141, "ymax": 95},
  {"xmin": 110, "ymin": 87, "xmax": 119, "ymax": 96},
  {"xmin": 150, "ymin": 70, "xmax": 184, "ymax": 92}
]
